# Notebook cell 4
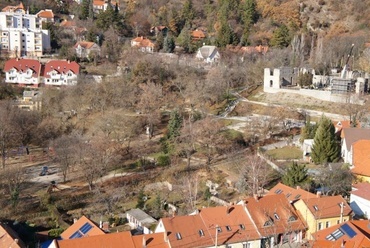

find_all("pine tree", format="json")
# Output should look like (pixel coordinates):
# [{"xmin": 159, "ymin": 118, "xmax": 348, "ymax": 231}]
[
  {"xmin": 167, "ymin": 110, "xmax": 182, "ymax": 140},
  {"xmin": 300, "ymin": 115, "xmax": 317, "ymax": 143},
  {"xmin": 270, "ymin": 24, "xmax": 291, "ymax": 48},
  {"xmin": 282, "ymin": 162, "xmax": 309, "ymax": 187},
  {"xmin": 311, "ymin": 115, "xmax": 340, "ymax": 164},
  {"xmin": 177, "ymin": 25, "xmax": 194, "ymax": 53},
  {"xmin": 181, "ymin": 0, "xmax": 195, "ymax": 25},
  {"xmin": 216, "ymin": 20, "xmax": 238, "ymax": 47},
  {"xmin": 163, "ymin": 35, "xmax": 175, "ymax": 53},
  {"xmin": 242, "ymin": 0, "xmax": 257, "ymax": 27},
  {"xmin": 80, "ymin": 0, "xmax": 90, "ymax": 20}
]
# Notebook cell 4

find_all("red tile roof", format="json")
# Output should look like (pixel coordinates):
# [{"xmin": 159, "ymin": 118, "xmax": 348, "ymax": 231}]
[
  {"xmin": 0, "ymin": 224, "xmax": 26, "ymax": 248},
  {"xmin": 2, "ymin": 2, "xmax": 24, "ymax": 12},
  {"xmin": 43, "ymin": 60, "xmax": 80, "ymax": 78},
  {"xmin": 312, "ymin": 220, "xmax": 370, "ymax": 248},
  {"xmin": 60, "ymin": 20, "xmax": 76, "ymax": 28},
  {"xmin": 60, "ymin": 216, "xmax": 104, "ymax": 240},
  {"xmin": 36, "ymin": 9, "xmax": 54, "ymax": 19},
  {"xmin": 74, "ymin": 41, "xmax": 97, "ymax": 49},
  {"xmin": 267, "ymin": 182, "xmax": 316, "ymax": 202},
  {"xmin": 352, "ymin": 140, "xmax": 370, "ymax": 177},
  {"xmin": 351, "ymin": 183, "xmax": 370, "ymax": 201},
  {"xmin": 299, "ymin": 195, "xmax": 352, "ymax": 219},
  {"xmin": 131, "ymin": 37, "xmax": 155, "ymax": 48},
  {"xmin": 342, "ymin": 128, "xmax": 370, "ymax": 150},
  {"xmin": 241, "ymin": 194, "xmax": 306, "ymax": 237},
  {"xmin": 4, "ymin": 58, "xmax": 41, "ymax": 78},
  {"xmin": 191, "ymin": 29, "xmax": 206, "ymax": 39},
  {"xmin": 56, "ymin": 231, "xmax": 169, "ymax": 248}
]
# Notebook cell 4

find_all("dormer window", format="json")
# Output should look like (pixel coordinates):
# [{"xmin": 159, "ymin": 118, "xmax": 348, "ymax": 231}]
[
  {"xmin": 275, "ymin": 189, "xmax": 283, "ymax": 194},
  {"xmin": 239, "ymin": 224, "xmax": 245, "ymax": 230},
  {"xmin": 288, "ymin": 215, "xmax": 297, "ymax": 222},
  {"xmin": 226, "ymin": 226, "xmax": 231, "ymax": 231},
  {"xmin": 176, "ymin": 232, "xmax": 182, "ymax": 240},
  {"xmin": 313, "ymin": 205, "xmax": 319, "ymax": 211},
  {"xmin": 198, "ymin": 229, "xmax": 204, "ymax": 237},
  {"xmin": 264, "ymin": 220, "xmax": 273, "ymax": 227},
  {"xmin": 286, "ymin": 193, "xmax": 292, "ymax": 198},
  {"xmin": 216, "ymin": 226, "xmax": 222, "ymax": 233},
  {"xmin": 274, "ymin": 213, "xmax": 280, "ymax": 220}
]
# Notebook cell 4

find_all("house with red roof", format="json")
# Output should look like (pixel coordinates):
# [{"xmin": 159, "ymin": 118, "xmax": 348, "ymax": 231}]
[
  {"xmin": 49, "ymin": 231, "xmax": 170, "ymax": 248},
  {"xmin": 239, "ymin": 194, "xmax": 306, "ymax": 247},
  {"xmin": 0, "ymin": 223, "xmax": 26, "ymax": 248},
  {"xmin": 1, "ymin": 2, "xmax": 25, "ymax": 13},
  {"xmin": 351, "ymin": 140, "xmax": 370, "ymax": 182},
  {"xmin": 93, "ymin": 0, "xmax": 119, "ymax": 12},
  {"xmin": 191, "ymin": 29, "xmax": 206, "ymax": 41},
  {"xmin": 350, "ymin": 183, "xmax": 370, "ymax": 218},
  {"xmin": 43, "ymin": 60, "xmax": 80, "ymax": 86},
  {"xmin": 4, "ymin": 58, "xmax": 42, "ymax": 87},
  {"xmin": 131, "ymin": 37, "xmax": 155, "ymax": 53},
  {"xmin": 293, "ymin": 194, "xmax": 352, "ymax": 240},
  {"xmin": 155, "ymin": 205, "xmax": 262, "ymax": 248},
  {"xmin": 74, "ymin": 41, "xmax": 101, "ymax": 59},
  {"xmin": 341, "ymin": 128, "xmax": 370, "ymax": 164},
  {"xmin": 310, "ymin": 220, "xmax": 370, "ymax": 248},
  {"xmin": 36, "ymin": 9, "xmax": 55, "ymax": 24},
  {"xmin": 267, "ymin": 182, "xmax": 316, "ymax": 203}
]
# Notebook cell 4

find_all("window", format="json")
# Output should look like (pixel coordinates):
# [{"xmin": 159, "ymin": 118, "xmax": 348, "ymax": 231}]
[
  {"xmin": 286, "ymin": 193, "xmax": 292, "ymax": 198},
  {"xmin": 226, "ymin": 245, "xmax": 232, "ymax": 248},
  {"xmin": 337, "ymin": 220, "xmax": 340, "ymax": 224},
  {"xmin": 198, "ymin": 229, "xmax": 204, "ymax": 237},
  {"xmin": 175, "ymin": 232, "xmax": 182, "ymax": 240},
  {"xmin": 226, "ymin": 226, "xmax": 231, "ymax": 231},
  {"xmin": 274, "ymin": 213, "xmax": 280, "ymax": 220},
  {"xmin": 275, "ymin": 189, "xmax": 283, "ymax": 194},
  {"xmin": 243, "ymin": 243, "xmax": 251, "ymax": 248},
  {"xmin": 270, "ymin": 70, "xmax": 273, "ymax": 76},
  {"xmin": 270, "ymin": 80, "xmax": 273, "ymax": 87},
  {"xmin": 326, "ymin": 221, "xmax": 330, "ymax": 228},
  {"xmin": 288, "ymin": 215, "xmax": 297, "ymax": 222},
  {"xmin": 313, "ymin": 205, "xmax": 319, "ymax": 211},
  {"xmin": 318, "ymin": 222, "xmax": 323, "ymax": 230},
  {"xmin": 216, "ymin": 226, "xmax": 222, "ymax": 233},
  {"xmin": 239, "ymin": 224, "xmax": 245, "ymax": 230},
  {"xmin": 294, "ymin": 194, "xmax": 301, "ymax": 199}
]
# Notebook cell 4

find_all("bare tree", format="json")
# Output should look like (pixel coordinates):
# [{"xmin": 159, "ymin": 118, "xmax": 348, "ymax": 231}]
[
  {"xmin": 239, "ymin": 154, "xmax": 272, "ymax": 196},
  {"xmin": 53, "ymin": 134, "xmax": 79, "ymax": 182},
  {"xmin": 0, "ymin": 163, "xmax": 26, "ymax": 208},
  {"xmin": 0, "ymin": 101, "xmax": 20, "ymax": 168},
  {"xmin": 137, "ymin": 82, "xmax": 163, "ymax": 139},
  {"xmin": 193, "ymin": 116, "xmax": 224, "ymax": 171}
]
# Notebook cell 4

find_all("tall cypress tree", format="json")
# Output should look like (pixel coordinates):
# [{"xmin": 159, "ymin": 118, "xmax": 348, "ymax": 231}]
[
  {"xmin": 311, "ymin": 115, "xmax": 340, "ymax": 164},
  {"xmin": 282, "ymin": 162, "xmax": 309, "ymax": 187}
]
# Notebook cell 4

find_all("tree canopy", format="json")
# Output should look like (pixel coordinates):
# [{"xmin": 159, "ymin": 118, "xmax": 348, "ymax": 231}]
[
  {"xmin": 311, "ymin": 115, "xmax": 340, "ymax": 164},
  {"xmin": 282, "ymin": 162, "xmax": 310, "ymax": 187}
]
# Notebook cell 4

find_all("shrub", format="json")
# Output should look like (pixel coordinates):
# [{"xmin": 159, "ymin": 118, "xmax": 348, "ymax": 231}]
[
  {"xmin": 157, "ymin": 154, "xmax": 170, "ymax": 167},
  {"xmin": 48, "ymin": 228, "xmax": 64, "ymax": 238}
]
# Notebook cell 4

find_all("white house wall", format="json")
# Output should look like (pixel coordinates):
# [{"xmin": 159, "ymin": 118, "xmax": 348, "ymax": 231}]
[{"xmin": 350, "ymin": 194, "xmax": 370, "ymax": 218}]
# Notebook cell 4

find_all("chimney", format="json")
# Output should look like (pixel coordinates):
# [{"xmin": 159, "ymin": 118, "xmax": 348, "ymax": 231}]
[
  {"xmin": 164, "ymin": 231, "xmax": 169, "ymax": 243},
  {"xmin": 226, "ymin": 206, "xmax": 230, "ymax": 215},
  {"xmin": 142, "ymin": 236, "xmax": 146, "ymax": 248},
  {"xmin": 316, "ymin": 191, "xmax": 322, "ymax": 198},
  {"xmin": 14, "ymin": 239, "xmax": 19, "ymax": 243},
  {"xmin": 296, "ymin": 186, "xmax": 301, "ymax": 190},
  {"xmin": 73, "ymin": 218, "xmax": 77, "ymax": 223}
]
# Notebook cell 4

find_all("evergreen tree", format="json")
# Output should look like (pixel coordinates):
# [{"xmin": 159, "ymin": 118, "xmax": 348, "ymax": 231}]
[
  {"xmin": 136, "ymin": 189, "xmax": 145, "ymax": 208},
  {"xmin": 282, "ymin": 162, "xmax": 309, "ymax": 187},
  {"xmin": 242, "ymin": 0, "xmax": 257, "ymax": 27},
  {"xmin": 181, "ymin": 0, "xmax": 195, "ymax": 25},
  {"xmin": 311, "ymin": 115, "xmax": 340, "ymax": 164},
  {"xmin": 216, "ymin": 20, "xmax": 238, "ymax": 47},
  {"xmin": 270, "ymin": 24, "xmax": 291, "ymax": 48},
  {"xmin": 168, "ymin": 8, "xmax": 181, "ymax": 36},
  {"xmin": 167, "ymin": 110, "xmax": 182, "ymax": 140},
  {"xmin": 300, "ymin": 115, "xmax": 317, "ymax": 143},
  {"xmin": 177, "ymin": 25, "xmax": 195, "ymax": 53},
  {"xmin": 163, "ymin": 35, "xmax": 175, "ymax": 53},
  {"xmin": 80, "ymin": 0, "xmax": 90, "ymax": 20},
  {"xmin": 154, "ymin": 32, "xmax": 164, "ymax": 52}
]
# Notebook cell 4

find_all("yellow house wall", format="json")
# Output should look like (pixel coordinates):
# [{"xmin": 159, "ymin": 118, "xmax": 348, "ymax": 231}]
[
  {"xmin": 355, "ymin": 174, "xmax": 370, "ymax": 183},
  {"xmin": 294, "ymin": 200, "xmax": 351, "ymax": 240}
]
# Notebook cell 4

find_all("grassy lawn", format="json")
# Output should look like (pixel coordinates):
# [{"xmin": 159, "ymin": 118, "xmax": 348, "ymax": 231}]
[{"xmin": 265, "ymin": 146, "xmax": 302, "ymax": 160}]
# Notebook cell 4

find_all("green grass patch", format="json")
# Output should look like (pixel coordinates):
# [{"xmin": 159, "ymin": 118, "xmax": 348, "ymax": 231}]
[{"xmin": 265, "ymin": 146, "xmax": 302, "ymax": 160}]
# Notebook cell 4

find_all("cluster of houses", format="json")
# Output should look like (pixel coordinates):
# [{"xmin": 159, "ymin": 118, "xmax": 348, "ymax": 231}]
[
  {"xmin": 3, "ymin": 181, "xmax": 370, "ymax": 247},
  {"xmin": 302, "ymin": 120, "xmax": 370, "ymax": 184},
  {"xmin": 4, "ymin": 58, "xmax": 80, "ymax": 87}
]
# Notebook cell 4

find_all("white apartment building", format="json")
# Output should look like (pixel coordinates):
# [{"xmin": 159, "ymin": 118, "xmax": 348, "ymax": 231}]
[{"xmin": 0, "ymin": 12, "xmax": 50, "ymax": 57}]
